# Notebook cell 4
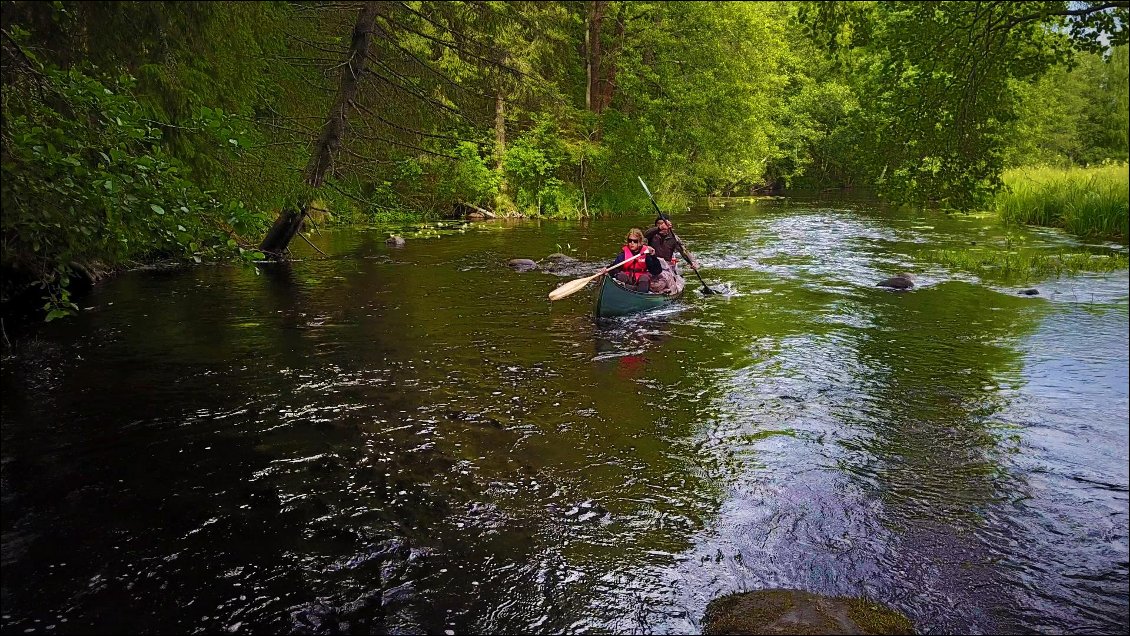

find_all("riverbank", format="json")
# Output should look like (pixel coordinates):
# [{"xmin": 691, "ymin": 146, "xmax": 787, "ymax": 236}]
[{"xmin": 996, "ymin": 164, "xmax": 1129, "ymax": 244}]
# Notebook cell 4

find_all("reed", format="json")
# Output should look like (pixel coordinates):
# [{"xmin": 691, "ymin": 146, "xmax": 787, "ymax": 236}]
[{"xmin": 996, "ymin": 164, "xmax": 1129, "ymax": 244}]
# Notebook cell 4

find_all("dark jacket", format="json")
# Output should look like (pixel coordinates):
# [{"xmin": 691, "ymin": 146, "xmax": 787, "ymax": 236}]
[
  {"xmin": 610, "ymin": 246, "xmax": 662, "ymax": 276},
  {"xmin": 644, "ymin": 227, "xmax": 691, "ymax": 263}
]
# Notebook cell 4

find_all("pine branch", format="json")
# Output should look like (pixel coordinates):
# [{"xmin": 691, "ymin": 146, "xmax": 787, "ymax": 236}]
[
  {"xmin": 361, "ymin": 61, "xmax": 473, "ymax": 123},
  {"xmin": 345, "ymin": 102, "xmax": 458, "ymax": 158},
  {"xmin": 373, "ymin": 24, "xmax": 497, "ymax": 102}
]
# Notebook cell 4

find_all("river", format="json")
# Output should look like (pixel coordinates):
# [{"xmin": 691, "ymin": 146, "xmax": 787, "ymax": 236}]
[{"xmin": 2, "ymin": 196, "xmax": 1127, "ymax": 634}]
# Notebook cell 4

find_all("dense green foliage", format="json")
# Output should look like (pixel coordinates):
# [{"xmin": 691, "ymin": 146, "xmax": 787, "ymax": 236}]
[
  {"xmin": 1004, "ymin": 46, "xmax": 1129, "ymax": 167},
  {"xmin": 2, "ymin": 0, "xmax": 1128, "ymax": 317},
  {"xmin": 1, "ymin": 65, "xmax": 264, "ymax": 318},
  {"xmin": 787, "ymin": 1, "xmax": 1128, "ymax": 208}
]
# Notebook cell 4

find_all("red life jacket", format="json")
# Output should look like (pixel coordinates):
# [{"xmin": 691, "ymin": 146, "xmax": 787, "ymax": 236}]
[{"xmin": 620, "ymin": 245, "xmax": 648, "ymax": 282}]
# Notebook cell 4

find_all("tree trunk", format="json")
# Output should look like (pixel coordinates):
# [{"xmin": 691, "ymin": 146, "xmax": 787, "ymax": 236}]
[
  {"xmin": 261, "ymin": 1, "xmax": 378, "ymax": 258},
  {"xmin": 494, "ymin": 85, "xmax": 514, "ymax": 212},
  {"xmin": 585, "ymin": 13, "xmax": 592, "ymax": 111},
  {"xmin": 600, "ymin": 3, "xmax": 626, "ymax": 112},
  {"xmin": 259, "ymin": 207, "xmax": 305, "ymax": 256},
  {"xmin": 494, "ymin": 89, "xmax": 506, "ymax": 171},
  {"xmin": 587, "ymin": 1, "xmax": 606, "ymax": 113},
  {"xmin": 304, "ymin": 1, "xmax": 380, "ymax": 187}
]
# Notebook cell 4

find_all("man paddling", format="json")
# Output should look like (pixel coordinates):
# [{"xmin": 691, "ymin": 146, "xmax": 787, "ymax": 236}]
[
  {"xmin": 642, "ymin": 213, "xmax": 694, "ymax": 295},
  {"xmin": 645, "ymin": 213, "xmax": 700, "ymax": 272},
  {"xmin": 637, "ymin": 176, "xmax": 719, "ymax": 295}
]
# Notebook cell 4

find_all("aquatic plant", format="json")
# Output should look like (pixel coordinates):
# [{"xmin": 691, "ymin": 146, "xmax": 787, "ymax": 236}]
[{"xmin": 932, "ymin": 241, "xmax": 1128, "ymax": 283}]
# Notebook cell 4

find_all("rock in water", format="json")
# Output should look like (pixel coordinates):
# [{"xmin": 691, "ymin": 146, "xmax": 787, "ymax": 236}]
[
  {"xmin": 876, "ymin": 273, "xmax": 915, "ymax": 290},
  {"xmin": 541, "ymin": 253, "xmax": 579, "ymax": 272},
  {"xmin": 1018, "ymin": 288, "xmax": 1039, "ymax": 296},
  {"xmin": 386, "ymin": 235, "xmax": 406, "ymax": 247},
  {"xmin": 507, "ymin": 258, "xmax": 539, "ymax": 272},
  {"xmin": 704, "ymin": 589, "xmax": 915, "ymax": 635}
]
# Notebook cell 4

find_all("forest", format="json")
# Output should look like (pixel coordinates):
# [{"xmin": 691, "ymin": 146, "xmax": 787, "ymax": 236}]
[{"xmin": 2, "ymin": 1, "xmax": 1128, "ymax": 319}]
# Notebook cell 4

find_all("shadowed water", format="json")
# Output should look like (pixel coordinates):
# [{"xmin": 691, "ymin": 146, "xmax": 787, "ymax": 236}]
[{"xmin": 2, "ymin": 197, "xmax": 1127, "ymax": 634}]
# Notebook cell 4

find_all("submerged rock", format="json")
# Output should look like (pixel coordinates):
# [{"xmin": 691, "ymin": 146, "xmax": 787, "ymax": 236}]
[
  {"xmin": 508, "ymin": 258, "xmax": 539, "ymax": 272},
  {"xmin": 561, "ymin": 499, "xmax": 608, "ymax": 522},
  {"xmin": 703, "ymin": 589, "xmax": 914, "ymax": 635},
  {"xmin": 1018, "ymin": 288, "xmax": 1039, "ymax": 296},
  {"xmin": 876, "ymin": 273, "xmax": 915, "ymax": 290},
  {"xmin": 542, "ymin": 255, "xmax": 602, "ymax": 278},
  {"xmin": 540, "ymin": 253, "xmax": 580, "ymax": 273}
]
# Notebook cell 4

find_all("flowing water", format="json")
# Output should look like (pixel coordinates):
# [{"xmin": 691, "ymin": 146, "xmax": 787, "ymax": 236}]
[{"xmin": 2, "ymin": 197, "xmax": 1127, "ymax": 634}]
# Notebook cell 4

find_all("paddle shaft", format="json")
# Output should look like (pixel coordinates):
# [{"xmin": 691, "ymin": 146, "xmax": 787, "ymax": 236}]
[
  {"xmin": 639, "ymin": 176, "xmax": 697, "ymax": 265},
  {"xmin": 670, "ymin": 229, "xmax": 717, "ymax": 294}
]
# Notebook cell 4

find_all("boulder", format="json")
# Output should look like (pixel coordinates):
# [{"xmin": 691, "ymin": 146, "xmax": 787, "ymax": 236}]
[
  {"xmin": 1018, "ymin": 288, "xmax": 1039, "ymax": 296},
  {"xmin": 876, "ymin": 273, "xmax": 915, "ymax": 290},
  {"xmin": 704, "ymin": 589, "xmax": 915, "ymax": 635},
  {"xmin": 507, "ymin": 258, "xmax": 539, "ymax": 272},
  {"xmin": 385, "ymin": 235, "xmax": 406, "ymax": 247}
]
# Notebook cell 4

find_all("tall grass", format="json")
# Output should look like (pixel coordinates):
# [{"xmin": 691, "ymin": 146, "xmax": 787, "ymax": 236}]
[{"xmin": 996, "ymin": 164, "xmax": 1129, "ymax": 244}]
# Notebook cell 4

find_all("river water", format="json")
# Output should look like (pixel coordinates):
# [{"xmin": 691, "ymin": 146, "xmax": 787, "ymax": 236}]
[{"xmin": 2, "ymin": 197, "xmax": 1127, "ymax": 634}]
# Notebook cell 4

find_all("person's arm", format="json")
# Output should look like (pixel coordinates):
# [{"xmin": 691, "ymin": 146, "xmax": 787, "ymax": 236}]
[
  {"xmin": 644, "ymin": 228, "xmax": 664, "ymax": 257},
  {"xmin": 673, "ymin": 234, "xmax": 700, "ymax": 270},
  {"xmin": 645, "ymin": 253, "xmax": 663, "ymax": 276},
  {"xmin": 680, "ymin": 246, "xmax": 699, "ymax": 270}
]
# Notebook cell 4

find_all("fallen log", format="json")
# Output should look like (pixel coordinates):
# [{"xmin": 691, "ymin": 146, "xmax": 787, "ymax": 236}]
[{"xmin": 455, "ymin": 201, "xmax": 496, "ymax": 219}]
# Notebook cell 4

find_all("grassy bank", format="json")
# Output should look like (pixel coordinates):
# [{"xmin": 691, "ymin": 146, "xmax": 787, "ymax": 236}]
[{"xmin": 996, "ymin": 164, "xmax": 1129, "ymax": 243}]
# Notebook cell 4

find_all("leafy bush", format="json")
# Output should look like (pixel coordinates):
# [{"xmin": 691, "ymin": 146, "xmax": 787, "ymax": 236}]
[
  {"xmin": 503, "ymin": 117, "xmax": 571, "ymax": 216},
  {"xmin": 1, "ymin": 64, "xmax": 260, "ymax": 318},
  {"xmin": 439, "ymin": 142, "xmax": 501, "ymax": 209}
]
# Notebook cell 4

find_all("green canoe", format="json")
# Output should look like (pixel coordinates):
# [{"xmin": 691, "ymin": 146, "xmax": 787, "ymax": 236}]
[{"xmin": 592, "ymin": 274, "xmax": 683, "ymax": 318}]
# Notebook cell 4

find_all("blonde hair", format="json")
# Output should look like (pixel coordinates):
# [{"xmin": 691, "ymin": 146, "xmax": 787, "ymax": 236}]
[{"xmin": 626, "ymin": 227, "xmax": 645, "ymax": 243}]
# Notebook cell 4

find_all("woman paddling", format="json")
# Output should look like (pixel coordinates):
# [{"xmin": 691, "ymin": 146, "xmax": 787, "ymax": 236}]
[{"xmin": 600, "ymin": 228, "xmax": 662, "ymax": 292}]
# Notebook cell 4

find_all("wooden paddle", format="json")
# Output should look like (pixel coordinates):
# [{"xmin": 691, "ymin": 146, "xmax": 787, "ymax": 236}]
[
  {"xmin": 548, "ymin": 252, "xmax": 645, "ymax": 301},
  {"xmin": 637, "ymin": 177, "xmax": 718, "ymax": 294}
]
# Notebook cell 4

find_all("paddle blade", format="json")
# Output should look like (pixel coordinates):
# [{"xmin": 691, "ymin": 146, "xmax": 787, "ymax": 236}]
[{"xmin": 548, "ymin": 273, "xmax": 599, "ymax": 301}]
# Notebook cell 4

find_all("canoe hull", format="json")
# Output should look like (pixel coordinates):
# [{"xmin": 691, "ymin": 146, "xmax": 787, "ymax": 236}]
[{"xmin": 593, "ymin": 275, "xmax": 682, "ymax": 318}]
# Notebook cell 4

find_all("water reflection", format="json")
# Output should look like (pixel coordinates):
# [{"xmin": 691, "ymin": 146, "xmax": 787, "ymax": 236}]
[{"xmin": 2, "ymin": 197, "xmax": 1127, "ymax": 634}]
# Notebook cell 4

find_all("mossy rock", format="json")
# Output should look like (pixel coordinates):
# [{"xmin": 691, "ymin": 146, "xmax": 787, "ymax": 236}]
[{"xmin": 703, "ymin": 589, "xmax": 914, "ymax": 635}]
